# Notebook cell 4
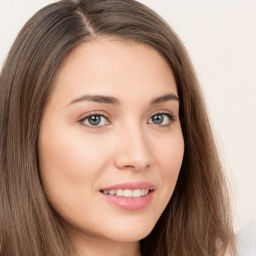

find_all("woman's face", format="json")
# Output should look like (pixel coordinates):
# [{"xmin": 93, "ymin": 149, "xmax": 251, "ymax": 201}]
[{"xmin": 39, "ymin": 39, "xmax": 184, "ymax": 248}]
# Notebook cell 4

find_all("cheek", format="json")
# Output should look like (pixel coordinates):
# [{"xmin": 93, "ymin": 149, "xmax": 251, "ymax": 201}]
[
  {"xmin": 153, "ymin": 131, "xmax": 184, "ymax": 199},
  {"xmin": 156, "ymin": 130, "xmax": 184, "ymax": 172},
  {"xmin": 38, "ymin": 125, "xmax": 110, "ymax": 209},
  {"xmin": 40, "ymin": 126, "xmax": 107, "ymax": 180}
]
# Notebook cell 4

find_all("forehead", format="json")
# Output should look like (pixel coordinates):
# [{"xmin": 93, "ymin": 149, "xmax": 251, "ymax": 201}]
[{"xmin": 52, "ymin": 38, "xmax": 177, "ymax": 103}]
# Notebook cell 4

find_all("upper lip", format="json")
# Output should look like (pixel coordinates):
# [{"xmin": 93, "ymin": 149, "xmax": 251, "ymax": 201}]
[{"xmin": 100, "ymin": 182, "xmax": 155, "ymax": 191}]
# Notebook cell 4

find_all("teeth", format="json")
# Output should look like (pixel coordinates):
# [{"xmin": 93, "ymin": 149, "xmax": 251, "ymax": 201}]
[
  {"xmin": 102, "ymin": 189, "xmax": 150, "ymax": 197},
  {"xmin": 123, "ymin": 189, "xmax": 132, "ymax": 197},
  {"xmin": 132, "ymin": 189, "xmax": 141, "ymax": 198},
  {"xmin": 116, "ymin": 189, "xmax": 124, "ymax": 196},
  {"xmin": 109, "ymin": 190, "xmax": 115, "ymax": 195}
]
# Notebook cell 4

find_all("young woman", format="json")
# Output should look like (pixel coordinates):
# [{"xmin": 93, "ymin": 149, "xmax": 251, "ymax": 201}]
[{"xmin": 0, "ymin": 0, "xmax": 237, "ymax": 255}]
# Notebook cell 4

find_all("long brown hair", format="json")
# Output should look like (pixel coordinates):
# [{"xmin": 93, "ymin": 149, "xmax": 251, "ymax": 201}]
[{"xmin": 0, "ymin": 0, "xmax": 236, "ymax": 255}]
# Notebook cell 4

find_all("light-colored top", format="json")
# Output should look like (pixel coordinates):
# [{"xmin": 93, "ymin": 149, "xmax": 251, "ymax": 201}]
[{"xmin": 237, "ymin": 220, "xmax": 256, "ymax": 256}]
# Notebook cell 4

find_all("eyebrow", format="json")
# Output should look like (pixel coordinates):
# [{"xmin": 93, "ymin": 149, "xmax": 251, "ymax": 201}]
[
  {"xmin": 69, "ymin": 95, "xmax": 120, "ymax": 105},
  {"xmin": 68, "ymin": 93, "xmax": 179, "ymax": 106},
  {"xmin": 150, "ymin": 93, "xmax": 180, "ymax": 104}
]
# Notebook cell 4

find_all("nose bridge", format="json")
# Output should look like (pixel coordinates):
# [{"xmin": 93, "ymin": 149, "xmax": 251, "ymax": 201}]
[{"xmin": 114, "ymin": 120, "xmax": 151, "ymax": 171}]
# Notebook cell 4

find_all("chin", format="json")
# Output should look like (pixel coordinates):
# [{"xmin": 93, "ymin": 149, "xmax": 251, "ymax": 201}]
[{"xmin": 104, "ymin": 222, "xmax": 155, "ymax": 243}]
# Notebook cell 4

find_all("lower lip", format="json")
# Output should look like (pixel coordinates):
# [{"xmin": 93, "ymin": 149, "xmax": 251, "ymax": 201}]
[{"xmin": 100, "ymin": 191, "xmax": 154, "ymax": 210}]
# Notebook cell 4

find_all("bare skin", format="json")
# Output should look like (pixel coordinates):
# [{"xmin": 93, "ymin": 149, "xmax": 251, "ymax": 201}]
[{"xmin": 39, "ymin": 38, "xmax": 184, "ymax": 256}]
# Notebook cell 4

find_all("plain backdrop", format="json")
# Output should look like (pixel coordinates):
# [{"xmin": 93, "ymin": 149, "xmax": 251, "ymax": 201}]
[{"xmin": 0, "ymin": 0, "xmax": 255, "ymax": 231}]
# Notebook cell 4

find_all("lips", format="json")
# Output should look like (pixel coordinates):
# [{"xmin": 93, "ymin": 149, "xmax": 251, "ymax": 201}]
[{"xmin": 99, "ymin": 182, "xmax": 155, "ymax": 210}]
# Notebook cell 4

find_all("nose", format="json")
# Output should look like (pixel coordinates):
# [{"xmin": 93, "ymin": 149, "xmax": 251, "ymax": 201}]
[{"xmin": 113, "ymin": 124, "xmax": 151, "ymax": 171}]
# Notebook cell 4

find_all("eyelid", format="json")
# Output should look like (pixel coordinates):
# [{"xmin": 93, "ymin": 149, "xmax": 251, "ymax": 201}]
[
  {"xmin": 78, "ymin": 111, "xmax": 111, "ymax": 129},
  {"xmin": 149, "ymin": 110, "xmax": 175, "ymax": 119},
  {"xmin": 77, "ymin": 109, "xmax": 176, "ymax": 129},
  {"xmin": 148, "ymin": 110, "xmax": 176, "ymax": 126}
]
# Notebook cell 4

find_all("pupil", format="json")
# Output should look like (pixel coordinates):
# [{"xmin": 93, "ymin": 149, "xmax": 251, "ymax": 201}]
[
  {"xmin": 89, "ymin": 115, "xmax": 101, "ymax": 125},
  {"xmin": 153, "ymin": 115, "xmax": 163, "ymax": 124}
]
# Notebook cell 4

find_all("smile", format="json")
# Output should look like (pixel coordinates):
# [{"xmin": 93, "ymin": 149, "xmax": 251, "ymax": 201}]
[
  {"xmin": 101, "ymin": 189, "xmax": 150, "ymax": 198},
  {"xmin": 99, "ymin": 182, "xmax": 155, "ymax": 210}
]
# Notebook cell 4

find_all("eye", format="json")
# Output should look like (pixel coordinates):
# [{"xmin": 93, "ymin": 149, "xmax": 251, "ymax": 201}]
[
  {"xmin": 79, "ymin": 114, "xmax": 109, "ymax": 127},
  {"xmin": 148, "ymin": 113, "xmax": 175, "ymax": 126}
]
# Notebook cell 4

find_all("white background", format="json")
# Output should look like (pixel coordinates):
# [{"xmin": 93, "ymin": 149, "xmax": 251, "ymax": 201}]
[{"xmin": 0, "ymin": 0, "xmax": 255, "ymax": 231}]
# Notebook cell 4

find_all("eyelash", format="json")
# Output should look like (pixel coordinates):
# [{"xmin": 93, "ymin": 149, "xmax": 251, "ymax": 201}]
[
  {"xmin": 78, "ymin": 111, "xmax": 110, "ymax": 129},
  {"xmin": 78, "ymin": 111, "xmax": 176, "ymax": 129},
  {"xmin": 148, "ymin": 111, "xmax": 176, "ymax": 128}
]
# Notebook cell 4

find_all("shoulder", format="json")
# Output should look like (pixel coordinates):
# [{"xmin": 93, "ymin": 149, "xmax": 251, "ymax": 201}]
[{"xmin": 236, "ymin": 220, "xmax": 256, "ymax": 256}]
